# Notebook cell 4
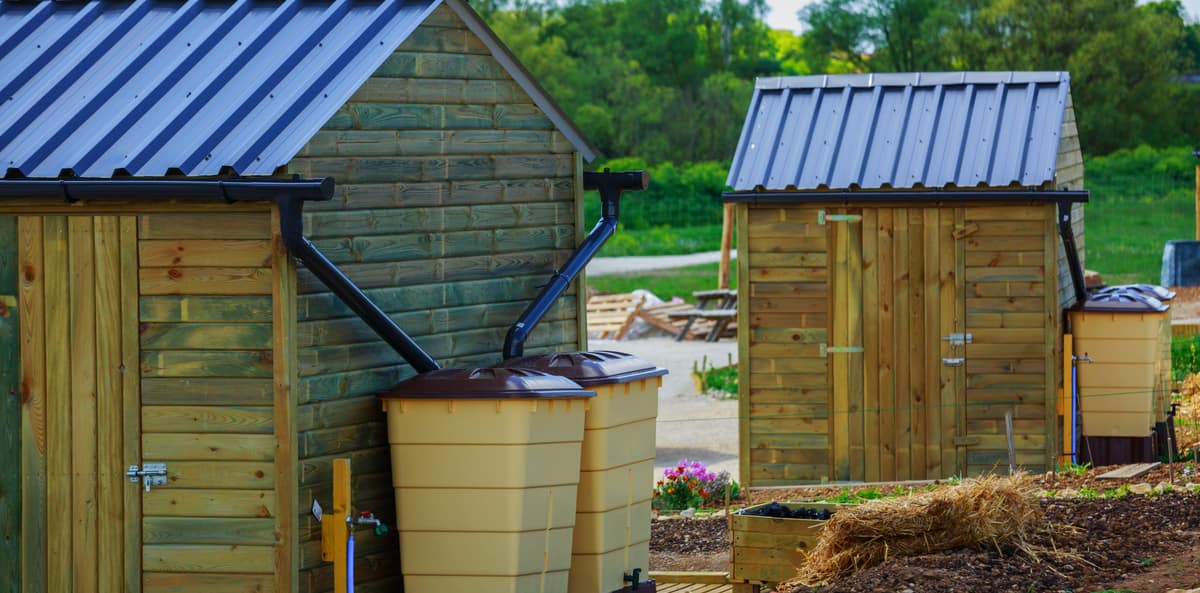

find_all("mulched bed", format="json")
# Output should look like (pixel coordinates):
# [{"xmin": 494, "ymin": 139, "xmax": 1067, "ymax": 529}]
[{"xmin": 651, "ymin": 467, "xmax": 1200, "ymax": 591}]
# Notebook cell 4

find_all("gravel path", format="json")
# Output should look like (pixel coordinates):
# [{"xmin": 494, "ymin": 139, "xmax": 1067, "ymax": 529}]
[
  {"xmin": 587, "ymin": 250, "xmax": 736, "ymax": 276},
  {"xmin": 588, "ymin": 337, "xmax": 740, "ymax": 482}
]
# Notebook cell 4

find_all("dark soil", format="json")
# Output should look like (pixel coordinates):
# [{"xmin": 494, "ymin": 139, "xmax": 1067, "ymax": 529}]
[{"xmin": 651, "ymin": 468, "xmax": 1200, "ymax": 591}]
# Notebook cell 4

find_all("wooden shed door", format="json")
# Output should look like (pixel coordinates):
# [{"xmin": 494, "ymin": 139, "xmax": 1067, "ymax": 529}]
[
  {"xmin": 829, "ymin": 208, "xmax": 966, "ymax": 482},
  {"xmin": 16, "ymin": 216, "xmax": 142, "ymax": 593}
]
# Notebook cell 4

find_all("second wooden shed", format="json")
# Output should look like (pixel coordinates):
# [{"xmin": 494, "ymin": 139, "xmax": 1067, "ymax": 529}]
[{"xmin": 725, "ymin": 72, "xmax": 1088, "ymax": 487}]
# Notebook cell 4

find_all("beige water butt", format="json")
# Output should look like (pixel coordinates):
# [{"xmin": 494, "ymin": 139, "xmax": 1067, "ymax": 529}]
[
  {"xmin": 503, "ymin": 351, "xmax": 666, "ymax": 593},
  {"xmin": 379, "ymin": 368, "xmax": 594, "ymax": 593}
]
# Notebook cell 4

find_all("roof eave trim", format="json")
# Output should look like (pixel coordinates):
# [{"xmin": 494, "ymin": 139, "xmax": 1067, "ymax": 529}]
[
  {"xmin": 0, "ymin": 177, "xmax": 334, "ymax": 203},
  {"xmin": 442, "ymin": 0, "xmax": 600, "ymax": 163},
  {"xmin": 722, "ymin": 189, "xmax": 1089, "ymax": 205}
]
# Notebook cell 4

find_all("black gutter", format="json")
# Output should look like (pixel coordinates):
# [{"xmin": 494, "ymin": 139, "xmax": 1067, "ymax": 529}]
[
  {"xmin": 1057, "ymin": 199, "xmax": 1089, "ymax": 305},
  {"xmin": 277, "ymin": 196, "xmax": 440, "ymax": 373},
  {"xmin": 0, "ymin": 177, "xmax": 334, "ymax": 203},
  {"xmin": 722, "ymin": 189, "xmax": 1090, "ymax": 204},
  {"xmin": 502, "ymin": 169, "xmax": 648, "ymax": 360}
]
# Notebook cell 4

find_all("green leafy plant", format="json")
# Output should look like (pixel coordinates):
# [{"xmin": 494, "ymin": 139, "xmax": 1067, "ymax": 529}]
[
  {"xmin": 1058, "ymin": 461, "xmax": 1092, "ymax": 477},
  {"xmin": 1140, "ymin": 557, "xmax": 1155, "ymax": 567},
  {"xmin": 692, "ymin": 354, "xmax": 738, "ymax": 399},
  {"xmin": 1078, "ymin": 486, "xmax": 1100, "ymax": 499},
  {"xmin": 1173, "ymin": 336, "xmax": 1200, "ymax": 382}
]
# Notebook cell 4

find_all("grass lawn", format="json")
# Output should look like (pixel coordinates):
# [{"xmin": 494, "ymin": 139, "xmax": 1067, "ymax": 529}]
[
  {"xmin": 1085, "ymin": 192, "xmax": 1194, "ymax": 284},
  {"xmin": 588, "ymin": 262, "xmax": 735, "ymax": 301}
]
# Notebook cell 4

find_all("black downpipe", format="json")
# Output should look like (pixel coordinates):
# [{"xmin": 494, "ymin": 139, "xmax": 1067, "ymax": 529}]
[
  {"xmin": 1057, "ymin": 199, "xmax": 1089, "ymax": 305},
  {"xmin": 502, "ymin": 170, "xmax": 649, "ymax": 360},
  {"xmin": 277, "ymin": 196, "xmax": 440, "ymax": 373}
]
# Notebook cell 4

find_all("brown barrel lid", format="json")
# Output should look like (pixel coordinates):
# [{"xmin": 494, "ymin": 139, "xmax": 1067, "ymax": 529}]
[
  {"xmin": 500, "ymin": 351, "xmax": 668, "ymax": 386},
  {"xmin": 378, "ymin": 368, "xmax": 594, "ymax": 400}
]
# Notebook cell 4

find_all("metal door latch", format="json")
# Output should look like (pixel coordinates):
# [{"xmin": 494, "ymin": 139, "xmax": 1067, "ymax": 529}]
[
  {"xmin": 128, "ymin": 463, "xmax": 168, "ymax": 492},
  {"xmin": 817, "ymin": 211, "xmax": 863, "ymax": 225},
  {"xmin": 942, "ymin": 357, "xmax": 965, "ymax": 367},
  {"xmin": 942, "ymin": 333, "xmax": 973, "ymax": 346}
]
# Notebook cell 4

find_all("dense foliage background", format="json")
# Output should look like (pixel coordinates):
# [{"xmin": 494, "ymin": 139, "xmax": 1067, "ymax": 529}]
[{"xmin": 480, "ymin": 0, "xmax": 1199, "ymax": 164}]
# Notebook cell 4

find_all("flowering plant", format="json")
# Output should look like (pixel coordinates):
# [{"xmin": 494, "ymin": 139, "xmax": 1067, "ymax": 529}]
[{"xmin": 652, "ymin": 459, "xmax": 741, "ymax": 511}]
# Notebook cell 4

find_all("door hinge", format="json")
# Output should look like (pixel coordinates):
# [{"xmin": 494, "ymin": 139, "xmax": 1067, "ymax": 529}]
[
  {"xmin": 942, "ymin": 332, "xmax": 973, "ymax": 346},
  {"xmin": 820, "ymin": 343, "xmax": 864, "ymax": 356},
  {"xmin": 128, "ymin": 463, "xmax": 168, "ymax": 492},
  {"xmin": 817, "ymin": 211, "xmax": 863, "ymax": 225}
]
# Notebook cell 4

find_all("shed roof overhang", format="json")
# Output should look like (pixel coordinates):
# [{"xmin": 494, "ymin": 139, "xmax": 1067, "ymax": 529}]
[
  {"xmin": 722, "ymin": 189, "xmax": 1089, "ymax": 205},
  {"xmin": 0, "ymin": 176, "xmax": 334, "ymax": 203}
]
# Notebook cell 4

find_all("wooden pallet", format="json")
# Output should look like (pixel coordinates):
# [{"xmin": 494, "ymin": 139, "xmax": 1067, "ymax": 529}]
[{"xmin": 586, "ymin": 292, "xmax": 646, "ymax": 339}]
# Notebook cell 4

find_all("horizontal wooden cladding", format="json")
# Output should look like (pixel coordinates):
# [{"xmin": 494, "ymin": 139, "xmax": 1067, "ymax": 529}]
[
  {"xmin": 300, "ymin": 447, "xmax": 390, "ymax": 486},
  {"xmin": 747, "ymin": 235, "xmax": 826, "ymax": 253},
  {"xmin": 310, "ymin": 226, "xmax": 574, "ymax": 265},
  {"xmin": 747, "ymin": 266, "xmax": 827, "ymax": 283},
  {"xmin": 143, "ymin": 544, "xmax": 274, "ymax": 574},
  {"xmin": 747, "ymin": 343, "xmax": 824, "ymax": 358},
  {"xmin": 142, "ymin": 489, "xmax": 274, "ymax": 518},
  {"xmin": 297, "ymin": 249, "xmax": 568, "ymax": 293},
  {"xmin": 141, "ymin": 350, "xmax": 273, "ymax": 378},
  {"xmin": 303, "ymin": 178, "xmax": 573, "ymax": 212},
  {"xmin": 142, "ymin": 406, "xmax": 273, "ymax": 434},
  {"xmin": 143, "ymin": 433, "xmax": 275, "ymax": 461},
  {"xmin": 748, "ymin": 372, "xmax": 827, "ymax": 389},
  {"xmin": 300, "ymin": 551, "xmax": 399, "ymax": 593},
  {"xmin": 302, "ymin": 202, "xmax": 574, "ymax": 239},
  {"xmin": 750, "ymin": 417, "xmax": 828, "ymax": 434},
  {"xmin": 141, "ymin": 378, "xmax": 274, "ymax": 406},
  {"xmin": 964, "ymin": 267, "xmax": 1044, "ymax": 283},
  {"xmin": 297, "ymin": 300, "xmax": 575, "ymax": 348},
  {"xmin": 143, "ymin": 517, "xmax": 275, "ymax": 545},
  {"xmin": 748, "ymin": 328, "xmax": 826, "ymax": 344},
  {"xmin": 290, "ymin": 154, "xmax": 574, "ymax": 184},
  {"xmin": 141, "ymin": 296, "xmax": 273, "ymax": 323},
  {"xmin": 297, "ymin": 319, "xmax": 574, "ymax": 377},
  {"xmin": 299, "ymin": 274, "xmax": 568, "ymax": 321},
  {"xmin": 396, "ymin": 23, "xmax": 489, "ymax": 54},
  {"xmin": 749, "ymin": 463, "xmax": 828, "ymax": 484},
  {"xmin": 296, "ymin": 397, "xmax": 381, "ymax": 433},
  {"xmin": 298, "ymin": 129, "xmax": 573, "ymax": 157},
  {"xmin": 966, "ymin": 297, "xmax": 1044, "ymax": 313},
  {"xmin": 748, "ymin": 448, "xmax": 828, "ymax": 465},
  {"xmin": 299, "ymin": 423, "xmax": 388, "ymax": 459},
  {"xmin": 139, "ymin": 267, "xmax": 272, "ymax": 296},
  {"xmin": 143, "ymin": 572, "xmax": 276, "ymax": 593},
  {"xmin": 967, "ymin": 282, "xmax": 1044, "ymax": 297},
  {"xmin": 749, "ymin": 358, "xmax": 826, "ymax": 374},
  {"xmin": 140, "ymin": 323, "xmax": 272, "ymax": 350},
  {"xmin": 157, "ymin": 461, "xmax": 275, "ymax": 490},
  {"xmin": 966, "ymin": 251, "xmax": 1044, "ymax": 267},
  {"xmin": 139, "ymin": 213, "xmax": 270, "ymax": 240},
  {"xmin": 346, "ymin": 77, "xmax": 529, "ymax": 106},
  {"xmin": 376, "ymin": 51, "xmax": 509, "ymax": 80},
  {"xmin": 139, "ymin": 240, "xmax": 272, "ymax": 268},
  {"xmin": 747, "ymin": 387, "xmax": 829, "ymax": 405}
]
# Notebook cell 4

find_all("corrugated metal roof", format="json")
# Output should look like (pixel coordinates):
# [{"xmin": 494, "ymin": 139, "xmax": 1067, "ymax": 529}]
[
  {"xmin": 0, "ymin": 0, "xmax": 432, "ymax": 178},
  {"xmin": 726, "ymin": 71, "xmax": 1071, "ymax": 192}
]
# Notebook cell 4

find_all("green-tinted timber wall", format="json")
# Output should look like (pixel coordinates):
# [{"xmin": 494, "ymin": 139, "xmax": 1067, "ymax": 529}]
[
  {"xmin": 1, "ymin": 215, "xmax": 18, "ymax": 593},
  {"xmin": 287, "ymin": 5, "xmax": 583, "ymax": 592}
]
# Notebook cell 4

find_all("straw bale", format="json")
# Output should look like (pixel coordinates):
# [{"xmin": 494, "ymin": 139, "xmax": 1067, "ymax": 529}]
[{"xmin": 787, "ymin": 474, "xmax": 1044, "ymax": 587}]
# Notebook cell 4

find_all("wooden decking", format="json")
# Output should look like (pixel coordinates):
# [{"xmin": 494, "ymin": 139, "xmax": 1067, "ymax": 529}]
[{"xmin": 658, "ymin": 583, "xmax": 733, "ymax": 592}]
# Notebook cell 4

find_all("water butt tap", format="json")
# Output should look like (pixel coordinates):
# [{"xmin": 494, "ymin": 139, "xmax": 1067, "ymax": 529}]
[
  {"xmin": 624, "ymin": 568, "xmax": 643, "ymax": 590},
  {"xmin": 354, "ymin": 510, "xmax": 388, "ymax": 537}
]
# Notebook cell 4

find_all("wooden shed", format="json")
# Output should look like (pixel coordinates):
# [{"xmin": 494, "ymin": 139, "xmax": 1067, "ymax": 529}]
[
  {"xmin": 0, "ymin": 2, "xmax": 597, "ymax": 592},
  {"xmin": 725, "ymin": 72, "xmax": 1088, "ymax": 487}
]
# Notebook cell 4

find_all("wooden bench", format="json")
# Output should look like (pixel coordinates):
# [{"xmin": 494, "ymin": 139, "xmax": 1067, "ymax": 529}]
[
  {"xmin": 669, "ymin": 289, "xmax": 737, "ymax": 342},
  {"xmin": 585, "ymin": 292, "xmax": 645, "ymax": 339}
]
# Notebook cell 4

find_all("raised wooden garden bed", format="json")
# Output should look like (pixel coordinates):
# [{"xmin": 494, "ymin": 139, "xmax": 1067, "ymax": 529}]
[{"xmin": 730, "ymin": 502, "xmax": 841, "ymax": 585}]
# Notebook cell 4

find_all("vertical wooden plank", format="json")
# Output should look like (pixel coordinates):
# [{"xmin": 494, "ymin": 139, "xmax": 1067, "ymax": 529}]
[
  {"xmin": 0, "ymin": 215, "xmax": 18, "ymax": 593},
  {"xmin": 736, "ymin": 205, "xmax": 752, "ymax": 488},
  {"xmin": 719, "ymin": 203, "xmax": 734, "ymax": 290},
  {"xmin": 573, "ymin": 153, "xmax": 588, "ymax": 352},
  {"xmin": 1043, "ymin": 205, "xmax": 1059, "ymax": 472},
  {"xmin": 120, "ymin": 217, "xmax": 141, "ymax": 593},
  {"xmin": 938, "ymin": 209, "xmax": 958, "ymax": 478},
  {"xmin": 43, "ymin": 216, "xmax": 71, "ymax": 593},
  {"xmin": 908, "ymin": 210, "xmax": 926, "ymax": 480},
  {"xmin": 877, "ymin": 209, "xmax": 896, "ymax": 482},
  {"xmin": 272, "ymin": 206, "xmax": 299, "ymax": 593},
  {"xmin": 846, "ymin": 213, "xmax": 864, "ymax": 482},
  {"xmin": 954, "ymin": 208, "xmax": 967, "ymax": 476},
  {"xmin": 893, "ymin": 209, "xmax": 910, "ymax": 479},
  {"xmin": 861, "ymin": 209, "xmax": 880, "ymax": 483},
  {"xmin": 831, "ymin": 213, "xmax": 850, "ymax": 481},
  {"xmin": 94, "ymin": 217, "xmax": 123, "ymax": 593},
  {"xmin": 18, "ymin": 217, "xmax": 46, "ymax": 593},
  {"xmin": 68, "ymin": 216, "xmax": 98, "ymax": 593},
  {"xmin": 924, "ymin": 209, "xmax": 942, "ymax": 479}
]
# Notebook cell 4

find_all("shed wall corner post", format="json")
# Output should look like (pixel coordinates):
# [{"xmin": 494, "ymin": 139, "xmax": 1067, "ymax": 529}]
[
  {"xmin": 271, "ymin": 205, "xmax": 300, "ymax": 593},
  {"xmin": 735, "ymin": 204, "xmax": 751, "ymax": 489}
]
